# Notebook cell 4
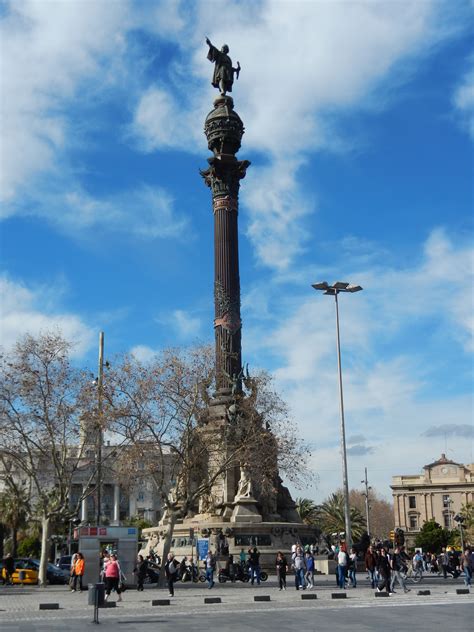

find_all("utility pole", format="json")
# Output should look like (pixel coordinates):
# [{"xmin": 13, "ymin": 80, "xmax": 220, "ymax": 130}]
[
  {"xmin": 96, "ymin": 331, "xmax": 104, "ymax": 526},
  {"xmin": 361, "ymin": 467, "xmax": 371, "ymax": 536}
]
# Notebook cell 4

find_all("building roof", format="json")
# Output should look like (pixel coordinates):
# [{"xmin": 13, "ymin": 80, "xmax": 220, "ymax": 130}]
[{"xmin": 423, "ymin": 453, "xmax": 463, "ymax": 470}]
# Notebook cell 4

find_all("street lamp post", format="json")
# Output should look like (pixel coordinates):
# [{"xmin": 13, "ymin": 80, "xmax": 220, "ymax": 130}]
[
  {"xmin": 96, "ymin": 332, "xmax": 105, "ymax": 526},
  {"xmin": 312, "ymin": 281, "xmax": 363, "ymax": 552},
  {"xmin": 361, "ymin": 467, "xmax": 371, "ymax": 536}
]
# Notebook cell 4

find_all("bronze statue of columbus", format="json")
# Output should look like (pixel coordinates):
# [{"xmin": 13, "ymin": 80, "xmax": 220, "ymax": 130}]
[{"xmin": 206, "ymin": 37, "xmax": 241, "ymax": 95}]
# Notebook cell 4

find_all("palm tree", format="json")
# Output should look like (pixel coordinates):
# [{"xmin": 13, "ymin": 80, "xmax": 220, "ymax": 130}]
[
  {"xmin": 295, "ymin": 497, "xmax": 318, "ymax": 525},
  {"xmin": 315, "ymin": 492, "xmax": 366, "ymax": 541},
  {"xmin": 0, "ymin": 488, "xmax": 30, "ymax": 557}
]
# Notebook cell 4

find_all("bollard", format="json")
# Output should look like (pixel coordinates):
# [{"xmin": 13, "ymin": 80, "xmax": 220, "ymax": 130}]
[
  {"xmin": 331, "ymin": 592, "xmax": 347, "ymax": 599},
  {"xmin": 417, "ymin": 590, "xmax": 430, "ymax": 596},
  {"xmin": 151, "ymin": 599, "xmax": 170, "ymax": 606},
  {"xmin": 254, "ymin": 595, "xmax": 270, "ymax": 602},
  {"xmin": 204, "ymin": 597, "xmax": 221, "ymax": 604},
  {"xmin": 301, "ymin": 593, "xmax": 317, "ymax": 600},
  {"xmin": 39, "ymin": 603, "xmax": 59, "ymax": 610},
  {"xmin": 456, "ymin": 589, "xmax": 470, "ymax": 595},
  {"xmin": 375, "ymin": 592, "xmax": 389, "ymax": 597},
  {"xmin": 88, "ymin": 582, "xmax": 105, "ymax": 624}
]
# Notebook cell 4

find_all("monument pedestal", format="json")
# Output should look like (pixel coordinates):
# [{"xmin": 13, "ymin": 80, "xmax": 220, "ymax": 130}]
[{"xmin": 231, "ymin": 498, "xmax": 262, "ymax": 523}]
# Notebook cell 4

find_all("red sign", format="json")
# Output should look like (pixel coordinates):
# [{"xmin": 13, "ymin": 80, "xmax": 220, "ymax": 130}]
[
  {"xmin": 89, "ymin": 527, "xmax": 98, "ymax": 536},
  {"xmin": 99, "ymin": 528, "xmax": 107, "ymax": 536}
]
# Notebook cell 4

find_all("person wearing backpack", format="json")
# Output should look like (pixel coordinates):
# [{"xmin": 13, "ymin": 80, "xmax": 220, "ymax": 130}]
[{"xmin": 165, "ymin": 553, "xmax": 178, "ymax": 596}]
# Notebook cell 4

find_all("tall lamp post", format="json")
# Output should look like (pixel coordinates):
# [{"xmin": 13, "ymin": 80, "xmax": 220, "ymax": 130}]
[
  {"xmin": 312, "ymin": 281, "xmax": 363, "ymax": 551},
  {"xmin": 361, "ymin": 467, "xmax": 371, "ymax": 536},
  {"xmin": 96, "ymin": 331, "xmax": 104, "ymax": 526}
]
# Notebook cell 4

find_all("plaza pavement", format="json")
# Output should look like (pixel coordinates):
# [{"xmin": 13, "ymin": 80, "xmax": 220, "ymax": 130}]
[{"xmin": 0, "ymin": 574, "xmax": 471, "ymax": 631}]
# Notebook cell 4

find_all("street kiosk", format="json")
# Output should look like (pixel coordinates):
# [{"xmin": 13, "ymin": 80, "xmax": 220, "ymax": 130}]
[{"xmin": 76, "ymin": 525, "xmax": 138, "ymax": 586}]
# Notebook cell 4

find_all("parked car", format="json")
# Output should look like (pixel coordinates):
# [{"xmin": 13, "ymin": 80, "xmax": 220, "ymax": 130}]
[
  {"xmin": 1, "ymin": 558, "xmax": 67, "ymax": 585},
  {"xmin": 56, "ymin": 555, "xmax": 72, "ymax": 575}
]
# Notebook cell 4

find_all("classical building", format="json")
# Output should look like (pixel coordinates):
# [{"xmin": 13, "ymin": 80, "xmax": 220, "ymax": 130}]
[{"xmin": 391, "ymin": 454, "xmax": 474, "ymax": 545}]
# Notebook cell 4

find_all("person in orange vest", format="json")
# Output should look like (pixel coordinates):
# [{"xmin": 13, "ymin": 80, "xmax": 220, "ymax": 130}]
[{"xmin": 71, "ymin": 552, "xmax": 85, "ymax": 592}]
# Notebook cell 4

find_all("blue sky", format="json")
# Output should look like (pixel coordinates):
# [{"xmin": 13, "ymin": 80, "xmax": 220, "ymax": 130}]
[{"xmin": 1, "ymin": 0, "xmax": 473, "ymax": 503}]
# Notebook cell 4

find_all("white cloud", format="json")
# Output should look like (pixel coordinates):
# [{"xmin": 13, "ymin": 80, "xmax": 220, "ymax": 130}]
[
  {"xmin": 12, "ymin": 184, "xmax": 189, "ymax": 241},
  {"xmin": 0, "ymin": 275, "xmax": 94, "ymax": 357},
  {"xmin": 130, "ymin": 345, "xmax": 158, "ymax": 363},
  {"xmin": 130, "ymin": 0, "xmax": 464, "ymax": 270},
  {"xmin": 244, "ymin": 228, "xmax": 473, "ymax": 501},
  {"xmin": 155, "ymin": 309, "xmax": 202, "ymax": 340},
  {"xmin": 0, "ymin": 0, "xmax": 131, "ymax": 203},
  {"xmin": 453, "ymin": 60, "xmax": 474, "ymax": 139}
]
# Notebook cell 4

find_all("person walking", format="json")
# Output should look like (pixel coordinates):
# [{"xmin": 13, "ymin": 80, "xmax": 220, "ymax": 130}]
[
  {"xmin": 133, "ymin": 554, "xmax": 148, "ymax": 591},
  {"xmin": 348, "ymin": 547, "xmax": 357, "ymax": 588},
  {"xmin": 292, "ymin": 545, "xmax": 306, "ymax": 590},
  {"xmin": 164, "ymin": 553, "xmax": 178, "ymax": 596},
  {"xmin": 376, "ymin": 548, "xmax": 391, "ymax": 593},
  {"xmin": 2, "ymin": 554, "xmax": 15, "ymax": 585},
  {"xmin": 71, "ymin": 552, "xmax": 85, "ymax": 592},
  {"xmin": 205, "ymin": 550, "xmax": 216, "ymax": 589},
  {"xmin": 304, "ymin": 550, "xmax": 315, "ymax": 589},
  {"xmin": 249, "ymin": 547, "xmax": 261, "ymax": 586},
  {"xmin": 461, "ymin": 548, "xmax": 472, "ymax": 588},
  {"xmin": 336, "ymin": 547, "xmax": 348, "ymax": 589},
  {"xmin": 439, "ymin": 547, "xmax": 450, "ymax": 579},
  {"xmin": 104, "ymin": 554, "xmax": 123, "ymax": 602},
  {"xmin": 365, "ymin": 545, "xmax": 378, "ymax": 589},
  {"xmin": 275, "ymin": 551, "xmax": 288, "ymax": 591},
  {"xmin": 390, "ymin": 547, "xmax": 410, "ymax": 594}
]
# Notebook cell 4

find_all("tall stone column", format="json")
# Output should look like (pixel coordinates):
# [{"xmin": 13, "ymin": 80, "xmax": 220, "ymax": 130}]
[
  {"xmin": 201, "ymin": 96, "xmax": 250, "ymax": 395},
  {"xmin": 113, "ymin": 484, "xmax": 120, "ymax": 525},
  {"xmin": 81, "ymin": 488, "xmax": 87, "ymax": 522}
]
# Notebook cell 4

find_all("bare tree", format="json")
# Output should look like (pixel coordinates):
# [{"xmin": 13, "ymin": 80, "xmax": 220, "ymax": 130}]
[
  {"xmin": 106, "ymin": 346, "xmax": 309, "ymax": 581},
  {"xmin": 0, "ymin": 332, "xmax": 100, "ymax": 585},
  {"xmin": 348, "ymin": 488, "xmax": 394, "ymax": 539}
]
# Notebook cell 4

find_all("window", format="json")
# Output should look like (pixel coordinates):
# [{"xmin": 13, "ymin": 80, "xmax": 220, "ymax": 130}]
[
  {"xmin": 137, "ymin": 492, "xmax": 144, "ymax": 501},
  {"xmin": 408, "ymin": 496, "xmax": 416, "ymax": 509},
  {"xmin": 409, "ymin": 515, "xmax": 418, "ymax": 529},
  {"xmin": 443, "ymin": 495, "xmax": 451, "ymax": 508},
  {"xmin": 443, "ymin": 514, "xmax": 451, "ymax": 528}
]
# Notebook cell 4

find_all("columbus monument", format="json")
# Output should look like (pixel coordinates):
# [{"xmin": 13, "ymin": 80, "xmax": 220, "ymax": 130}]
[{"xmin": 142, "ymin": 40, "xmax": 314, "ymax": 565}]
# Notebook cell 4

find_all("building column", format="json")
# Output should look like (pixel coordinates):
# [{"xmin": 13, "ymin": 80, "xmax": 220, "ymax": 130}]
[
  {"xmin": 113, "ymin": 484, "xmax": 120, "ymax": 525},
  {"xmin": 81, "ymin": 487, "xmax": 87, "ymax": 522}
]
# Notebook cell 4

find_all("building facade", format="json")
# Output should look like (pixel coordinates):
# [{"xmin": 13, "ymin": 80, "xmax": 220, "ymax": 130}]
[{"xmin": 391, "ymin": 454, "xmax": 474, "ymax": 545}]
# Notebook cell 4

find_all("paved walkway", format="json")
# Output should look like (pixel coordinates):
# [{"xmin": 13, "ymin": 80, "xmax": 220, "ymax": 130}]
[{"xmin": 0, "ymin": 573, "xmax": 471, "ymax": 627}]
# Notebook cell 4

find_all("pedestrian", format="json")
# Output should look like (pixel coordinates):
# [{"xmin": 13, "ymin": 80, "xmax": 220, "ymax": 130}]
[
  {"xmin": 205, "ymin": 550, "xmax": 216, "ymax": 589},
  {"xmin": 227, "ymin": 553, "xmax": 235, "ymax": 582},
  {"xmin": 292, "ymin": 545, "xmax": 306, "ymax": 590},
  {"xmin": 71, "ymin": 552, "xmax": 85, "ymax": 592},
  {"xmin": 348, "ymin": 547, "xmax": 357, "ymax": 588},
  {"xmin": 164, "ymin": 553, "xmax": 178, "ymax": 596},
  {"xmin": 248, "ymin": 547, "xmax": 261, "ymax": 585},
  {"xmin": 239, "ymin": 548, "xmax": 246, "ymax": 568},
  {"xmin": 2, "ymin": 554, "xmax": 15, "ymax": 585},
  {"xmin": 336, "ymin": 547, "xmax": 348, "ymax": 589},
  {"xmin": 133, "ymin": 554, "xmax": 148, "ymax": 591},
  {"xmin": 461, "ymin": 548, "xmax": 472, "ymax": 588},
  {"xmin": 365, "ymin": 545, "xmax": 378, "ymax": 589},
  {"xmin": 439, "ymin": 547, "xmax": 450, "ymax": 578},
  {"xmin": 304, "ymin": 550, "xmax": 315, "ymax": 589},
  {"xmin": 104, "ymin": 553, "xmax": 123, "ymax": 602},
  {"xmin": 390, "ymin": 546, "xmax": 410, "ymax": 594},
  {"xmin": 376, "ymin": 548, "xmax": 391, "ymax": 593},
  {"xmin": 275, "ymin": 551, "xmax": 288, "ymax": 591}
]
